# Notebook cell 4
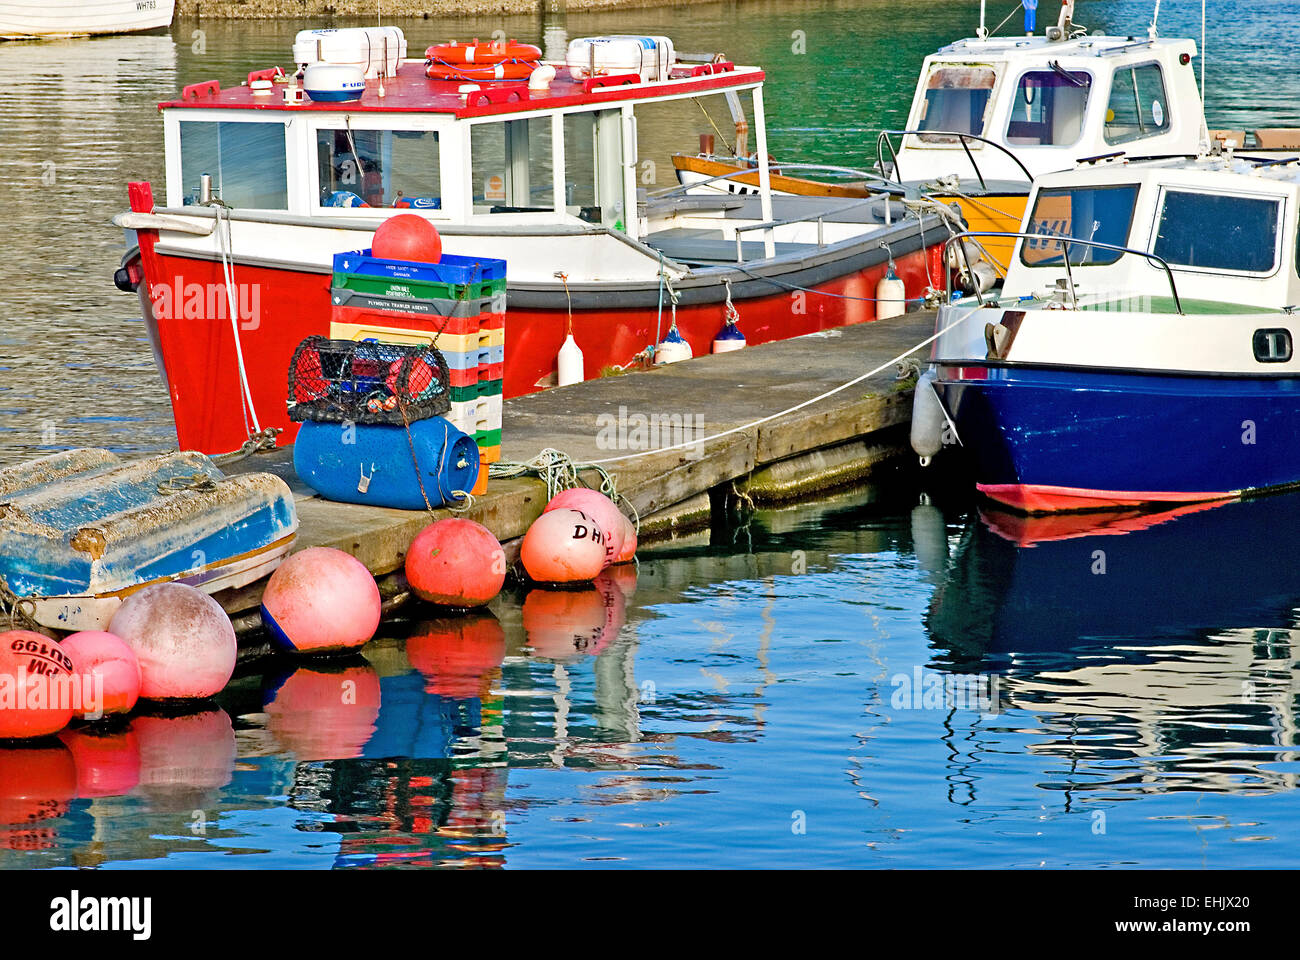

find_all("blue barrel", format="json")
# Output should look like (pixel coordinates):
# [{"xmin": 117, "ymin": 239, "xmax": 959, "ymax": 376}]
[{"xmin": 293, "ymin": 416, "xmax": 479, "ymax": 509}]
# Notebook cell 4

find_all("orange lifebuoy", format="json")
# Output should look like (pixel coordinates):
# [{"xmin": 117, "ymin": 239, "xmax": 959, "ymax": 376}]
[
  {"xmin": 426, "ymin": 60, "xmax": 538, "ymax": 82},
  {"xmin": 426, "ymin": 39, "xmax": 542, "ymax": 65}
]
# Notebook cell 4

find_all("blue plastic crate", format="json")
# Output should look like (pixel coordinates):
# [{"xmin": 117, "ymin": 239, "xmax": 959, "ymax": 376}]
[{"xmin": 333, "ymin": 249, "xmax": 508, "ymax": 285}]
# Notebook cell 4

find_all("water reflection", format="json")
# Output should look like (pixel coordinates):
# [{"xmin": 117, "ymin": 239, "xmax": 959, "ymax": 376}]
[{"xmin": 927, "ymin": 493, "xmax": 1300, "ymax": 799}]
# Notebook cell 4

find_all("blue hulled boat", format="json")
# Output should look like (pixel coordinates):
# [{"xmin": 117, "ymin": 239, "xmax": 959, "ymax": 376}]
[
  {"xmin": 0, "ymin": 449, "xmax": 297, "ymax": 630},
  {"xmin": 913, "ymin": 151, "xmax": 1300, "ymax": 512}
]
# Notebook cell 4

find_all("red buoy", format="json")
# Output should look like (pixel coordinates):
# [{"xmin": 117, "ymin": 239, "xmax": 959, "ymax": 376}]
[
  {"xmin": 263, "ymin": 663, "xmax": 381, "ymax": 761},
  {"xmin": 405, "ymin": 518, "xmax": 505, "ymax": 607},
  {"xmin": 544, "ymin": 488, "xmax": 626, "ymax": 567},
  {"xmin": 60, "ymin": 631, "xmax": 141, "ymax": 718},
  {"xmin": 520, "ymin": 508, "xmax": 607, "ymax": 584},
  {"xmin": 407, "ymin": 612, "xmax": 506, "ymax": 699},
  {"xmin": 107, "ymin": 584, "xmax": 236, "ymax": 701},
  {"xmin": 372, "ymin": 213, "xmax": 443, "ymax": 263},
  {"xmin": 261, "ymin": 547, "xmax": 382, "ymax": 656},
  {"xmin": 0, "ymin": 630, "xmax": 76, "ymax": 740}
]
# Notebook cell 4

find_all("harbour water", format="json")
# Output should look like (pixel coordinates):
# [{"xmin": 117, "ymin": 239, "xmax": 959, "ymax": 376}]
[{"xmin": 4, "ymin": 0, "xmax": 1300, "ymax": 869}]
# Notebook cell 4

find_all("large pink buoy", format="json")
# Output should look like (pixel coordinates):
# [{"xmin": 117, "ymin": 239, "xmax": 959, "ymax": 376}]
[
  {"xmin": 372, "ymin": 213, "xmax": 443, "ymax": 263},
  {"xmin": 545, "ymin": 488, "xmax": 626, "ymax": 567},
  {"xmin": 60, "ymin": 631, "xmax": 141, "ymax": 718},
  {"xmin": 108, "ymin": 584, "xmax": 236, "ymax": 701},
  {"xmin": 614, "ymin": 514, "xmax": 637, "ymax": 564},
  {"xmin": 520, "ymin": 508, "xmax": 606, "ymax": 584},
  {"xmin": 405, "ymin": 518, "xmax": 505, "ymax": 608},
  {"xmin": 263, "ymin": 663, "xmax": 381, "ymax": 761},
  {"xmin": 261, "ymin": 547, "xmax": 381, "ymax": 655},
  {"xmin": 0, "ymin": 630, "xmax": 76, "ymax": 739}
]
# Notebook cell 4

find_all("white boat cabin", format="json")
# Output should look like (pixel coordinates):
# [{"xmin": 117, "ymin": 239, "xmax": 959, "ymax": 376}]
[
  {"xmin": 892, "ymin": 23, "xmax": 1204, "ymax": 187},
  {"xmin": 991, "ymin": 154, "xmax": 1300, "ymax": 313}
]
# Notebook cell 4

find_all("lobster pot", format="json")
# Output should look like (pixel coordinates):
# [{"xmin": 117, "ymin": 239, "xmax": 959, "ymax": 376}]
[
  {"xmin": 566, "ymin": 36, "xmax": 675, "ymax": 81},
  {"xmin": 294, "ymin": 27, "xmax": 407, "ymax": 78},
  {"xmin": 293, "ymin": 417, "xmax": 479, "ymax": 510},
  {"xmin": 287, "ymin": 336, "xmax": 451, "ymax": 426},
  {"xmin": 330, "ymin": 249, "xmax": 507, "ymax": 489}
]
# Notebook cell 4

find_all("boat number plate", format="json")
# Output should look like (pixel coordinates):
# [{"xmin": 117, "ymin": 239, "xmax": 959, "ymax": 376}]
[{"xmin": 1253, "ymin": 328, "xmax": 1293, "ymax": 363}]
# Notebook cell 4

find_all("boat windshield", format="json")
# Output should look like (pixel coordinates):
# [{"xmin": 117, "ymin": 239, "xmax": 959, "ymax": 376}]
[
  {"xmin": 1021, "ymin": 183, "xmax": 1139, "ymax": 266},
  {"xmin": 915, "ymin": 64, "xmax": 997, "ymax": 144},
  {"xmin": 179, "ymin": 120, "xmax": 289, "ymax": 208},
  {"xmin": 1153, "ymin": 189, "xmax": 1280, "ymax": 273},
  {"xmin": 1005, "ymin": 69, "xmax": 1092, "ymax": 146}
]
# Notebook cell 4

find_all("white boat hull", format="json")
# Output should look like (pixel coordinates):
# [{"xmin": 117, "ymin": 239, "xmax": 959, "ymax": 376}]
[{"xmin": 0, "ymin": 0, "xmax": 174, "ymax": 38}]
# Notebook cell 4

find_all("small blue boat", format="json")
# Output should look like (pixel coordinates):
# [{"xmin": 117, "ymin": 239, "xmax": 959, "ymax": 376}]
[
  {"xmin": 913, "ymin": 154, "xmax": 1300, "ymax": 512},
  {"xmin": 0, "ymin": 449, "xmax": 298, "ymax": 631}
]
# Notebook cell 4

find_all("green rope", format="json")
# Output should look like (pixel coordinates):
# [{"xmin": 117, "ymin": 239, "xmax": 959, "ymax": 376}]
[{"xmin": 488, "ymin": 447, "xmax": 640, "ymax": 532}]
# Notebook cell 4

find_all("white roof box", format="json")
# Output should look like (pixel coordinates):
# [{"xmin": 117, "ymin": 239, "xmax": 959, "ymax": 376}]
[
  {"xmin": 293, "ymin": 27, "xmax": 406, "ymax": 79},
  {"xmin": 566, "ymin": 35, "xmax": 675, "ymax": 82}
]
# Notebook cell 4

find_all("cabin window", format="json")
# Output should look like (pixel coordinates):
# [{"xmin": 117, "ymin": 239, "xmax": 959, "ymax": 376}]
[
  {"xmin": 563, "ymin": 110, "xmax": 625, "ymax": 228},
  {"xmin": 1005, "ymin": 69, "xmax": 1091, "ymax": 146},
  {"xmin": 915, "ymin": 65, "xmax": 997, "ymax": 143},
  {"xmin": 470, "ymin": 118, "xmax": 554, "ymax": 213},
  {"xmin": 179, "ymin": 121, "xmax": 288, "ymax": 209},
  {"xmin": 1104, "ymin": 63, "xmax": 1170, "ymax": 144},
  {"xmin": 1021, "ymin": 183, "xmax": 1139, "ymax": 267},
  {"xmin": 315, "ymin": 128, "xmax": 441, "ymax": 210},
  {"xmin": 1153, "ymin": 190, "xmax": 1280, "ymax": 273}
]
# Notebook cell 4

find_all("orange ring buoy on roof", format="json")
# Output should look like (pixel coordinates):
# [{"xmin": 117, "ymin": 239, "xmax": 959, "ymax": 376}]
[
  {"xmin": 426, "ymin": 39, "xmax": 542, "ymax": 65},
  {"xmin": 426, "ymin": 60, "xmax": 538, "ymax": 82}
]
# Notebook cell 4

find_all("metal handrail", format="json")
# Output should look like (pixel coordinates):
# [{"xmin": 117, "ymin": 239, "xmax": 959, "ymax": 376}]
[
  {"xmin": 649, "ymin": 162, "xmax": 915, "ymax": 201},
  {"xmin": 876, "ymin": 129, "xmax": 1036, "ymax": 188},
  {"xmin": 944, "ymin": 230, "xmax": 1185, "ymax": 315}
]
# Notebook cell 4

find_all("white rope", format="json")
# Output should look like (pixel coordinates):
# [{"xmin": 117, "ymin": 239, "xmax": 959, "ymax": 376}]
[
  {"xmin": 214, "ymin": 205, "xmax": 262, "ymax": 434},
  {"xmin": 582, "ymin": 305, "xmax": 979, "ymax": 466}
]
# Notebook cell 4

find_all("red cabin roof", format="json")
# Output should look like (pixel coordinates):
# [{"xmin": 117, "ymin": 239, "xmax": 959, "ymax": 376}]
[{"xmin": 160, "ymin": 61, "xmax": 764, "ymax": 119}]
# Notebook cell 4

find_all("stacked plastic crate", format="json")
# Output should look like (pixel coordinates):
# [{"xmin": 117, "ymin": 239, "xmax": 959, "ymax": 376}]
[{"xmin": 329, "ymin": 250, "xmax": 506, "ymax": 494}]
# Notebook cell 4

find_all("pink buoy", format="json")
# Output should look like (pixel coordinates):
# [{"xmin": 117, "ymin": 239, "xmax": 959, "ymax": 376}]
[
  {"xmin": 108, "ymin": 584, "xmax": 236, "ymax": 701},
  {"xmin": 60, "ymin": 631, "xmax": 141, "ymax": 718},
  {"xmin": 520, "ymin": 508, "xmax": 606, "ymax": 584},
  {"xmin": 614, "ymin": 514, "xmax": 637, "ymax": 564},
  {"xmin": 405, "ymin": 518, "xmax": 505, "ymax": 607},
  {"xmin": 0, "ymin": 630, "xmax": 76, "ymax": 740},
  {"xmin": 544, "ymin": 488, "xmax": 626, "ymax": 567},
  {"xmin": 261, "ymin": 547, "xmax": 381, "ymax": 655}
]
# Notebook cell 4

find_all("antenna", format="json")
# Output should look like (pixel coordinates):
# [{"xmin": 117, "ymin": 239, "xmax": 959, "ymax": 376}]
[
  {"xmin": 978, "ymin": 0, "xmax": 988, "ymax": 38},
  {"xmin": 1149, "ymin": 0, "xmax": 1160, "ymax": 39},
  {"xmin": 1201, "ymin": 0, "xmax": 1207, "ymax": 107}
]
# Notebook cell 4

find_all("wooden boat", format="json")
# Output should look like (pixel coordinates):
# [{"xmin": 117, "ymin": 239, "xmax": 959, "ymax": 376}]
[
  {"xmin": 112, "ymin": 27, "xmax": 949, "ymax": 457},
  {"xmin": 0, "ymin": 449, "xmax": 297, "ymax": 631},
  {"xmin": 0, "ymin": 0, "xmax": 174, "ymax": 39},
  {"xmin": 913, "ymin": 153, "xmax": 1300, "ymax": 512}
]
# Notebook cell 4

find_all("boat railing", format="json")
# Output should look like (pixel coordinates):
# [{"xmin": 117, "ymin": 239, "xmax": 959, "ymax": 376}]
[
  {"xmin": 944, "ymin": 230, "xmax": 1185, "ymax": 315},
  {"xmin": 876, "ymin": 130, "xmax": 1035, "ymax": 190},
  {"xmin": 649, "ymin": 163, "xmax": 916, "ymax": 201},
  {"xmin": 727, "ymin": 195, "xmax": 916, "ymax": 262}
]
